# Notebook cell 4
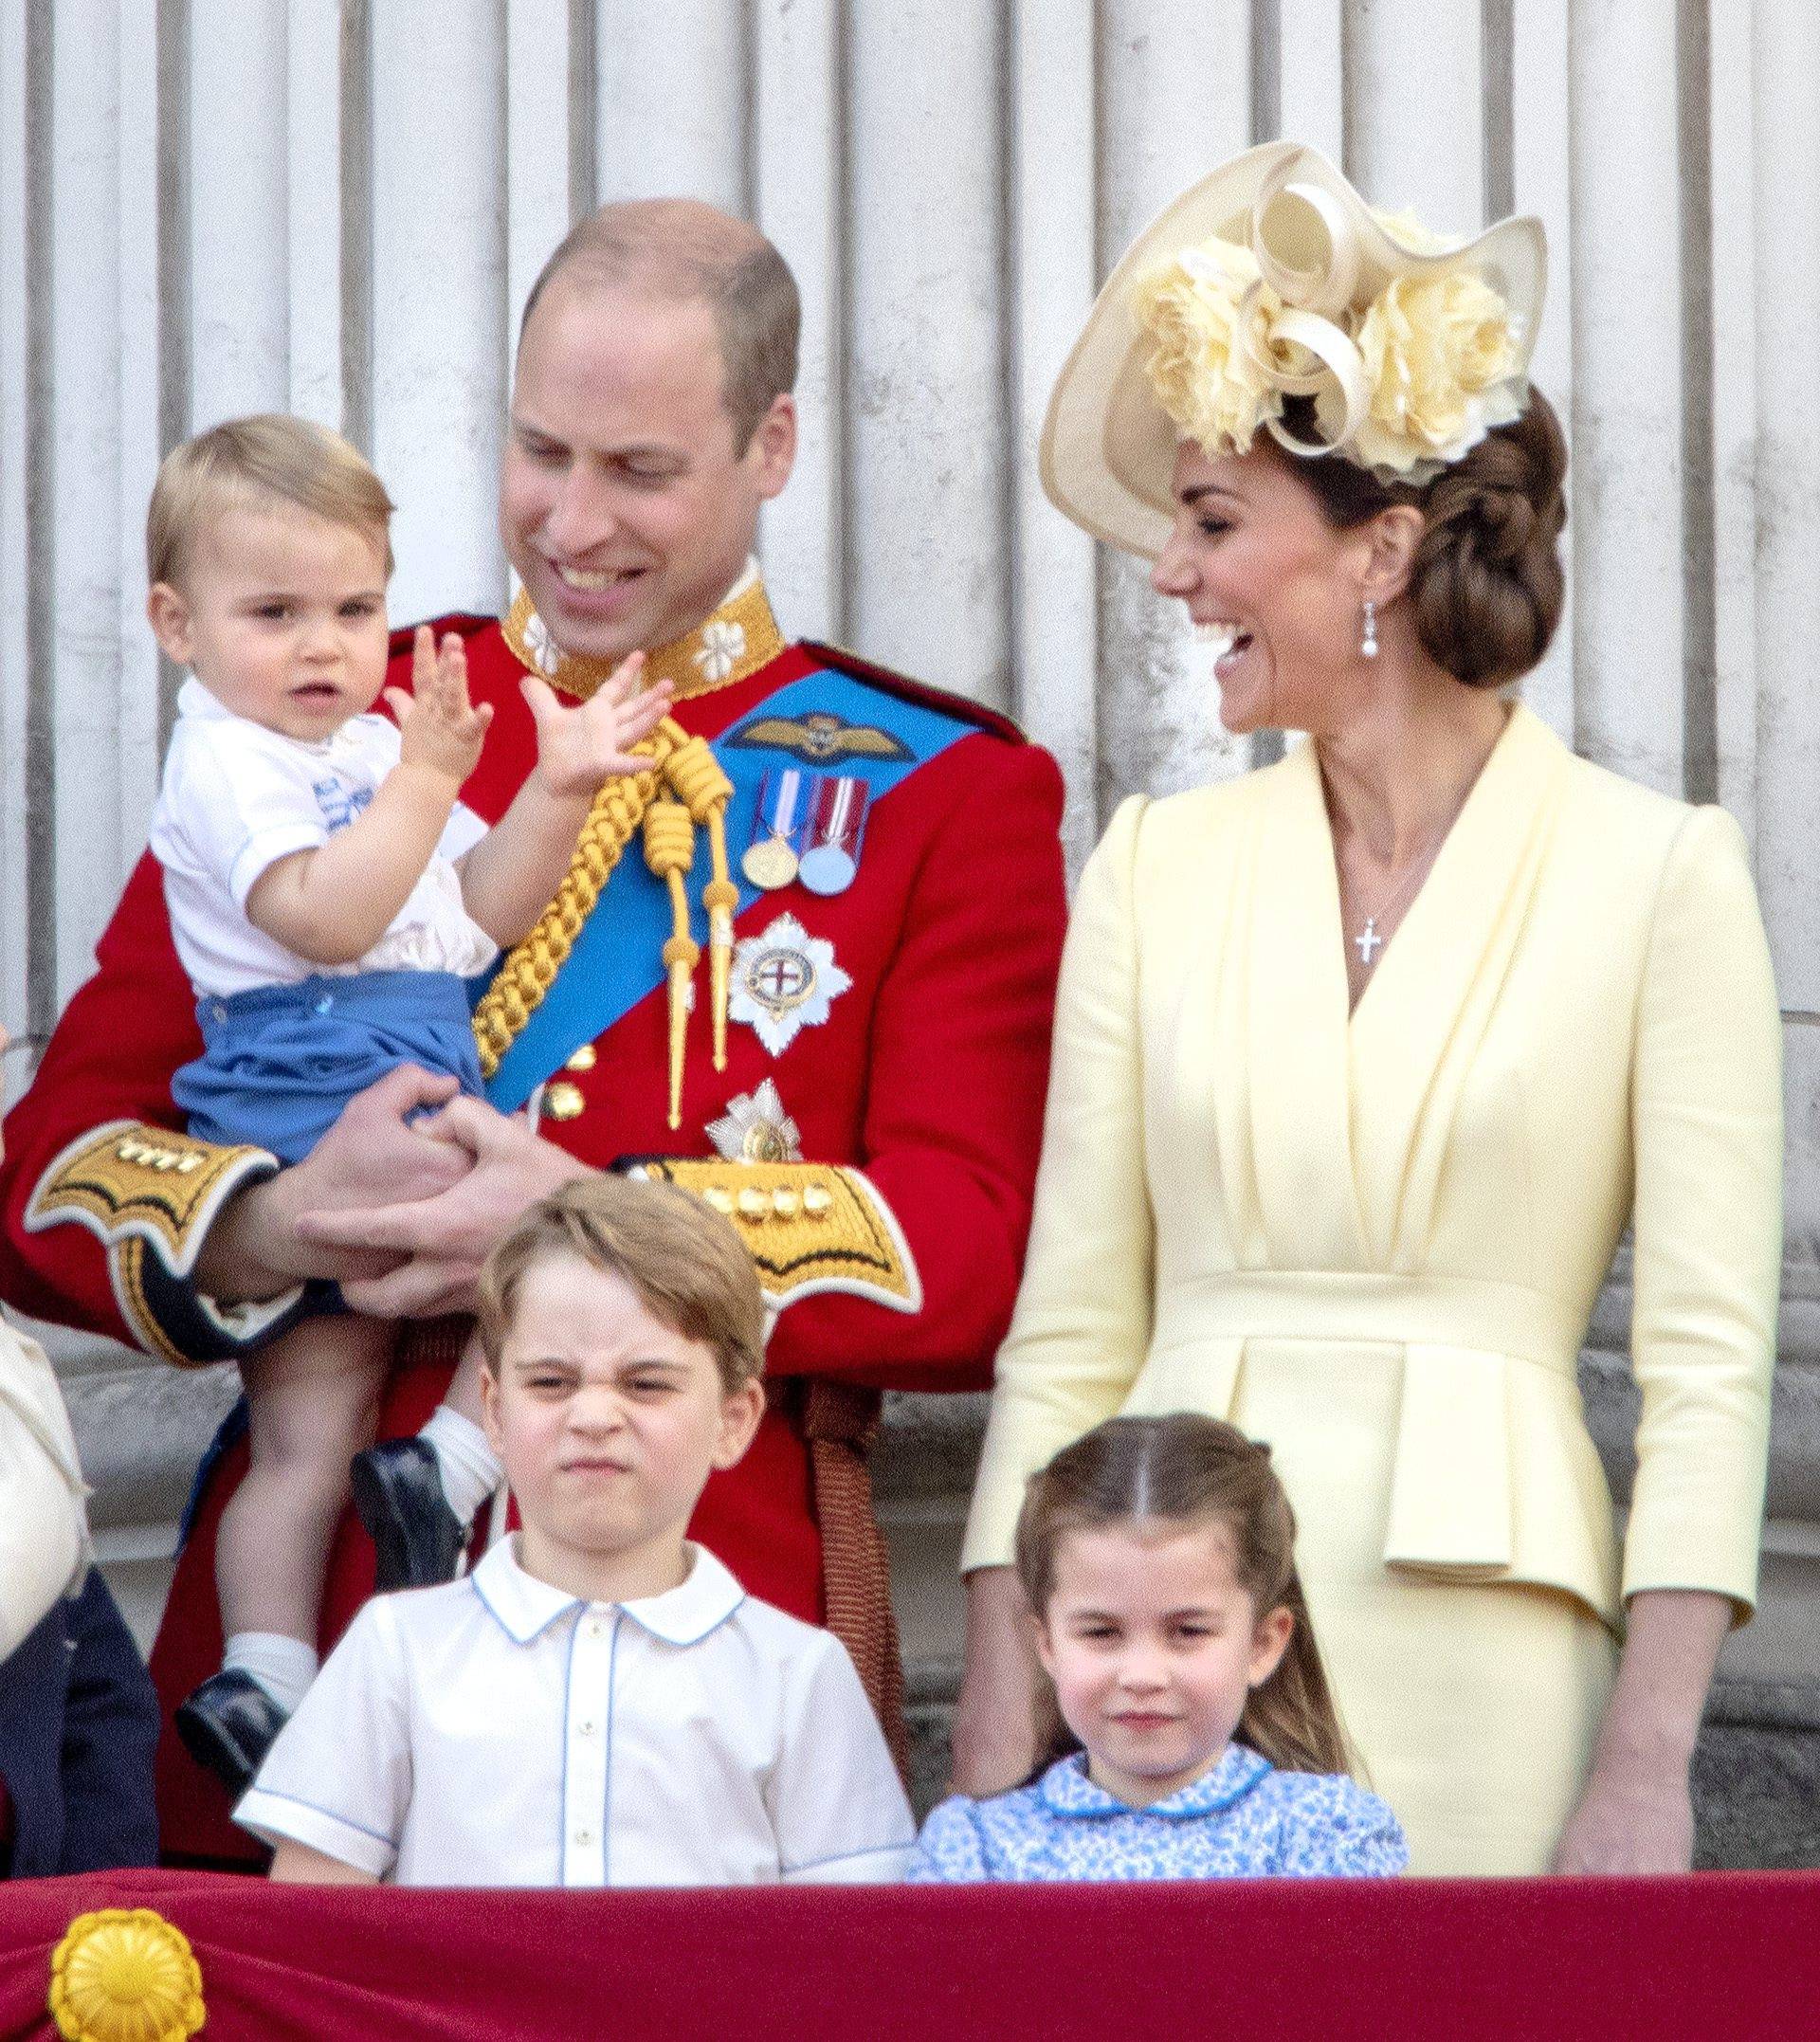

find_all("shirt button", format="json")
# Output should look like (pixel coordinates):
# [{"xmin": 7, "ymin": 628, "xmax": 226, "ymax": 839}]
[
  {"xmin": 573, "ymin": 1829, "xmax": 594, "ymax": 1848},
  {"xmin": 577, "ymin": 1720, "xmax": 597, "ymax": 1737},
  {"xmin": 312, "ymin": 993, "xmax": 333, "ymax": 1015},
  {"xmin": 588, "ymin": 1619, "xmax": 606, "ymax": 1640}
]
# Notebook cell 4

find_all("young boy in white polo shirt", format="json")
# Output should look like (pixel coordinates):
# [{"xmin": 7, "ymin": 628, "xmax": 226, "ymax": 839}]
[{"xmin": 235, "ymin": 1175, "xmax": 916, "ymax": 1887}]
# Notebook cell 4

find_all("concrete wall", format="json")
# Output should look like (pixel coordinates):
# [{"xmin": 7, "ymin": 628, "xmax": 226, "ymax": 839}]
[{"xmin": 4, "ymin": 0, "xmax": 1816, "ymax": 1857}]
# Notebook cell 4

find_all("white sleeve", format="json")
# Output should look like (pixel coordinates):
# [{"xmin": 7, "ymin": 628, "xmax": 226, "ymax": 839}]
[
  {"xmin": 235, "ymin": 1600, "xmax": 413, "ymax": 1878},
  {"xmin": 153, "ymin": 720, "xmax": 331, "ymax": 908},
  {"xmin": 441, "ymin": 801, "xmax": 488, "ymax": 861},
  {"xmin": 769, "ymin": 1632, "xmax": 916, "ymax": 1884}
]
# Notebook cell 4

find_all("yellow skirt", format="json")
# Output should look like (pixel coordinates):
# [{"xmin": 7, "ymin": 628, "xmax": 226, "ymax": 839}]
[{"xmin": 1228, "ymin": 1340, "xmax": 1618, "ymax": 1875}]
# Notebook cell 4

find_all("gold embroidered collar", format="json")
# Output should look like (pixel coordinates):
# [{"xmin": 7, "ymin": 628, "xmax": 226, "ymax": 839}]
[{"xmin": 502, "ymin": 574, "xmax": 786, "ymax": 703}]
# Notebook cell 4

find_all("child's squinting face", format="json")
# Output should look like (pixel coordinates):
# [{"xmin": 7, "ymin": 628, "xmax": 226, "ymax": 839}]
[
  {"xmin": 148, "ymin": 504, "xmax": 391, "ymax": 742},
  {"xmin": 1036, "ymin": 1521, "xmax": 1294, "ymax": 1809},
  {"xmin": 482, "ymin": 1254, "xmax": 764, "ymax": 1597}
]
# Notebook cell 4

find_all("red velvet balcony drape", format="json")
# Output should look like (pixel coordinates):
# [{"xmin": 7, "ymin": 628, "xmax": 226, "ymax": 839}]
[{"xmin": 1, "ymin": 1867, "xmax": 1812, "ymax": 2040}]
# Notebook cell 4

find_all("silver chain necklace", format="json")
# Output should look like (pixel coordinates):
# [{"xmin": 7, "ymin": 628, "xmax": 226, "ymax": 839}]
[{"xmin": 1344, "ymin": 800, "xmax": 1469, "ymax": 968}]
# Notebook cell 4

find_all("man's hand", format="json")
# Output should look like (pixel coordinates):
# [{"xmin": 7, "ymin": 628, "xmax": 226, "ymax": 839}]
[
  {"xmin": 194, "ymin": 1066, "xmax": 474, "ymax": 1303},
  {"xmin": 386, "ymin": 627, "xmax": 493, "ymax": 786},
  {"xmin": 294, "ymin": 1095, "xmax": 592, "ymax": 1317},
  {"xmin": 521, "ymin": 653, "xmax": 672, "ymax": 799}
]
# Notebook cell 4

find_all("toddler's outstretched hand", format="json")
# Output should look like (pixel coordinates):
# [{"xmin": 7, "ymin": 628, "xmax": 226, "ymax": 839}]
[
  {"xmin": 387, "ymin": 627, "xmax": 494, "ymax": 784},
  {"xmin": 521, "ymin": 653, "xmax": 673, "ymax": 799}
]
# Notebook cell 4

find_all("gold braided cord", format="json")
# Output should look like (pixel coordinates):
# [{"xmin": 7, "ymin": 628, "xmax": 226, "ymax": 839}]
[
  {"xmin": 471, "ymin": 729, "xmax": 676, "ymax": 1079},
  {"xmin": 663, "ymin": 725, "xmax": 738, "ymax": 1070},
  {"xmin": 471, "ymin": 714, "xmax": 739, "ymax": 1111},
  {"xmin": 643, "ymin": 797, "xmax": 700, "ymax": 1130}
]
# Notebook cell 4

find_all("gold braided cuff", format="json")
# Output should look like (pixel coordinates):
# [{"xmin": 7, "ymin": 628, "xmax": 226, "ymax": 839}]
[
  {"xmin": 630, "ymin": 1159, "xmax": 922, "ymax": 1315},
  {"xmin": 25, "ymin": 1121, "xmax": 307, "ymax": 1367}
]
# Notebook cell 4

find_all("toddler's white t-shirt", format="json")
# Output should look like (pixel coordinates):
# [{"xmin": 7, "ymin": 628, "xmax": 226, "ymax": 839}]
[{"xmin": 149, "ymin": 679, "xmax": 498, "ymax": 1000}]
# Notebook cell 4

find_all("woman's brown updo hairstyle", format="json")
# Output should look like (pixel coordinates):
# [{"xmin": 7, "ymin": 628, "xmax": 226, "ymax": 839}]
[{"xmin": 1279, "ymin": 388, "xmax": 1568, "ymax": 688}]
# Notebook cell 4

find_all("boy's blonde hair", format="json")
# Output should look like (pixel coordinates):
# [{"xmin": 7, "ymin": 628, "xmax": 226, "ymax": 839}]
[
  {"xmin": 147, "ymin": 413, "xmax": 395, "ymax": 590},
  {"xmin": 477, "ymin": 1176, "xmax": 766, "ymax": 1395}
]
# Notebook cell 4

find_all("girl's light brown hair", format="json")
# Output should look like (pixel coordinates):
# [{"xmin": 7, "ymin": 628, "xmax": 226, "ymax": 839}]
[
  {"xmin": 1013, "ymin": 1413, "xmax": 1351, "ymax": 1778},
  {"xmin": 476, "ymin": 1175, "xmax": 765, "ymax": 1395},
  {"xmin": 147, "ymin": 413, "xmax": 395, "ymax": 591}
]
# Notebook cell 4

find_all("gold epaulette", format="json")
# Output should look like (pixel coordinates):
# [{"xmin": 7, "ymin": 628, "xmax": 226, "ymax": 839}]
[
  {"xmin": 631, "ymin": 1159, "xmax": 921, "ymax": 1315},
  {"xmin": 24, "ymin": 1121, "xmax": 277, "ymax": 1277}
]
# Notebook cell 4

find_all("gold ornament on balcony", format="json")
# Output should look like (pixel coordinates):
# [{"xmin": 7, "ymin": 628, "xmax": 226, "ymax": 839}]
[{"xmin": 48, "ymin": 1907, "xmax": 206, "ymax": 2042}]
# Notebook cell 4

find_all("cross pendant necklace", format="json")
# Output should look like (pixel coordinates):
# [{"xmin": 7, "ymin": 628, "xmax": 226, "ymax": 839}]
[{"xmin": 1346, "ymin": 814, "xmax": 1463, "ymax": 973}]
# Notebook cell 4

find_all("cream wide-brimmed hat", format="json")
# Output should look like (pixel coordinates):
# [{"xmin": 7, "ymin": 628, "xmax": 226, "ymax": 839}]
[{"xmin": 1039, "ymin": 141, "xmax": 1547, "ymax": 559}]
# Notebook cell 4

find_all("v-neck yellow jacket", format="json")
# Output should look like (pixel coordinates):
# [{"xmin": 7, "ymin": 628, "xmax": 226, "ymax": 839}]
[{"xmin": 963, "ymin": 708, "xmax": 1783, "ymax": 1630}]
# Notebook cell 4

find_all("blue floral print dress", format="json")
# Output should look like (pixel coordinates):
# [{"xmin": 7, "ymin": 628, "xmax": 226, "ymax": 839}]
[{"xmin": 910, "ymin": 1745, "xmax": 1407, "ymax": 1882}]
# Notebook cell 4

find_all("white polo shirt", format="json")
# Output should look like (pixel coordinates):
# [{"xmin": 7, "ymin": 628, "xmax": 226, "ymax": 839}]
[
  {"xmin": 149, "ymin": 680, "xmax": 497, "ymax": 999},
  {"xmin": 236, "ymin": 1540, "xmax": 916, "ymax": 1887}
]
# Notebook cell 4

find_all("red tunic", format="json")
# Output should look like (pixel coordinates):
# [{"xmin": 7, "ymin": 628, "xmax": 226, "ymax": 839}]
[{"xmin": 0, "ymin": 602, "xmax": 1067, "ymax": 1864}]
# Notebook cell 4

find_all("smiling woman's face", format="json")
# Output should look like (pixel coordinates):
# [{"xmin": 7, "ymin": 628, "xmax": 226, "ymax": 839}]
[{"xmin": 1148, "ymin": 438, "xmax": 1376, "ymax": 738}]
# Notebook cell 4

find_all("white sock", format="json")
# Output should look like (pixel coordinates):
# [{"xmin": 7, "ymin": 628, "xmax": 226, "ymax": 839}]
[
  {"xmin": 419, "ymin": 1405, "xmax": 503, "ymax": 1527},
  {"xmin": 222, "ymin": 1632, "xmax": 318, "ymax": 1715}
]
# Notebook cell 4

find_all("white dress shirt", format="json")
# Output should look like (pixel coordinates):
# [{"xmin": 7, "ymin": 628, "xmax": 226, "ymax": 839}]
[
  {"xmin": 150, "ymin": 679, "xmax": 496, "ymax": 998},
  {"xmin": 236, "ymin": 1539, "xmax": 916, "ymax": 1887}
]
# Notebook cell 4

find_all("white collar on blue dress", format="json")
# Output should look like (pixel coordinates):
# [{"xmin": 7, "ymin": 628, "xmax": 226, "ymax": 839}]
[
  {"xmin": 1036, "ymin": 1744, "xmax": 1273, "ymax": 1821},
  {"xmin": 468, "ymin": 1536, "xmax": 747, "ymax": 1648}
]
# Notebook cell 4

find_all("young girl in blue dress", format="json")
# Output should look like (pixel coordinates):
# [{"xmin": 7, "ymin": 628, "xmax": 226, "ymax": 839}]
[{"xmin": 914, "ymin": 1414, "xmax": 1406, "ymax": 1881}]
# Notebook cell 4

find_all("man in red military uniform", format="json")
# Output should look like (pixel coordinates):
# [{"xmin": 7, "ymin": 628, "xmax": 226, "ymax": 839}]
[{"xmin": 0, "ymin": 199, "xmax": 1066, "ymax": 1865}]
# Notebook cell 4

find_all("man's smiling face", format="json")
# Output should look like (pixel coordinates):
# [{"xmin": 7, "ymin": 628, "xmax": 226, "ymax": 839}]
[{"xmin": 500, "ymin": 278, "xmax": 794, "ymax": 665}]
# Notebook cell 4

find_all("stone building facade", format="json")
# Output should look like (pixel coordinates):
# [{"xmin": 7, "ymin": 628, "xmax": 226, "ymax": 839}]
[{"xmin": 5, "ymin": 2, "xmax": 1816, "ymax": 1859}]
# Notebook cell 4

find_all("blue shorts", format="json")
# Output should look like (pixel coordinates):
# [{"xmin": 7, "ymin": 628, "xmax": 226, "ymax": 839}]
[{"xmin": 172, "ymin": 969, "xmax": 484, "ymax": 1166}]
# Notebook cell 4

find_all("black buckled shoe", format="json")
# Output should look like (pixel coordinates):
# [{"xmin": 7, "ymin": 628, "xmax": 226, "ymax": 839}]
[
  {"xmin": 175, "ymin": 1669, "xmax": 289, "ymax": 1799},
  {"xmin": 350, "ymin": 1435, "xmax": 466, "ymax": 1593}
]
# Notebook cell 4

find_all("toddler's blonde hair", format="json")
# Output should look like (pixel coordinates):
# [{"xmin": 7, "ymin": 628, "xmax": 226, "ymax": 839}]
[{"xmin": 147, "ymin": 413, "xmax": 394, "ymax": 590}]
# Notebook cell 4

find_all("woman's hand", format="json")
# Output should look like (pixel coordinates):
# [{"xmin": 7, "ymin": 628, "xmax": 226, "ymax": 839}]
[
  {"xmin": 1551, "ymin": 1752, "xmax": 1694, "ymax": 1874},
  {"xmin": 1550, "ymin": 1587, "xmax": 1729, "ymax": 1874},
  {"xmin": 294, "ymin": 1094, "xmax": 591, "ymax": 1318},
  {"xmin": 948, "ymin": 1565, "xmax": 1044, "ymax": 1797}
]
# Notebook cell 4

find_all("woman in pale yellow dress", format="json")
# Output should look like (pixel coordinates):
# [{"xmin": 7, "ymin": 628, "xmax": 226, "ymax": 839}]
[{"xmin": 952, "ymin": 144, "xmax": 1783, "ymax": 1874}]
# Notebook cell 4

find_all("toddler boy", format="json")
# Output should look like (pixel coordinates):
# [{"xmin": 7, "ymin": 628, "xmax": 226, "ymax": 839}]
[
  {"xmin": 236, "ymin": 1175, "xmax": 916, "ymax": 1886},
  {"xmin": 139, "ymin": 415, "xmax": 669, "ymax": 1791}
]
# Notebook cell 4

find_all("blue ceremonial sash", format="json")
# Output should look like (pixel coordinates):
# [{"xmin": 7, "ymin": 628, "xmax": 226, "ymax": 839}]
[{"xmin": 484, "ymin": 665, "xmax": 978, "ymax": 1113}]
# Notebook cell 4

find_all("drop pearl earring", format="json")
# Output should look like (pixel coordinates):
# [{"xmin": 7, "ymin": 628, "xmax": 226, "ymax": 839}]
[{"xmin": 1360, "ymin": 598, "xmax": 1378, "ymax": 660}]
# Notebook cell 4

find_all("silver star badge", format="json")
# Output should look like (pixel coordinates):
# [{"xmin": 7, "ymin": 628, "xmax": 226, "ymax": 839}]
[
  {"xmin": 705, "ymin": 1079, "xmax": 803, "ymax": 1163},
  {"xmin": 727, "ymin": 912, "xmax": 852, "ymax": 1057}
]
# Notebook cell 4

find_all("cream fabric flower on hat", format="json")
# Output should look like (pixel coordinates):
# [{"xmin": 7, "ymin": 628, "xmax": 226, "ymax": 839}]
[
  {"xmin": 1131, "ymin": 238, "xmax": 1285, "ymax": 458},
  {"xmin": 1354, "ymin": 268, "xmax": 1523, "ymax": 475}
]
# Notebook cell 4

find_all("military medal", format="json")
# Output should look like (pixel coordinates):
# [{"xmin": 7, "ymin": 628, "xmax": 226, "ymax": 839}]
[
  {"xmin": 741, "ymin": 768, "xmax": 807, "ymax": 891},
  {"xmin": 705, "ymin": 1078, "xmax": 804, "ymax": 1162},
  {"xmin": 728, "ymin": 912, "xmax": 852, "ymax": 1056},
  {"xmin": 798, "ymin": 775, "xmax": 868, "ymax": 897}
]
